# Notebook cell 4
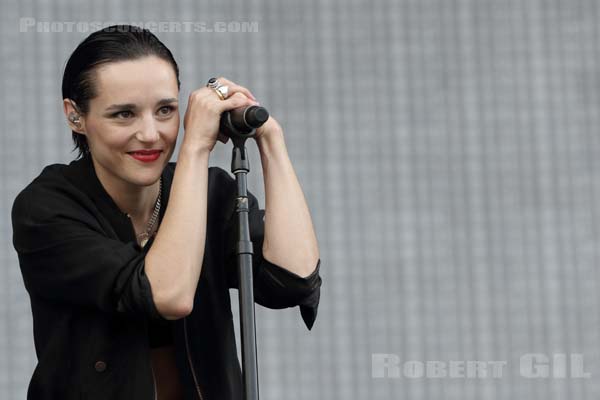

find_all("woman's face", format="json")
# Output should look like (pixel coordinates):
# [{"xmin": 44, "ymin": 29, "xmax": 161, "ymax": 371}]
[{"xmin": 74, "ymin": 55, "xmax": 179, "ymax": 188}]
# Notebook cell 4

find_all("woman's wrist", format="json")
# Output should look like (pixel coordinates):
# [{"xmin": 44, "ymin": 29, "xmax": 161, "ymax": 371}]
[
  {"xmin": 256, "ymin": 128, "xmax": 286, "ymax": 159},
  {"xmin": 179, "ymin": 140, "xmax": 212, "ymax": 161}
]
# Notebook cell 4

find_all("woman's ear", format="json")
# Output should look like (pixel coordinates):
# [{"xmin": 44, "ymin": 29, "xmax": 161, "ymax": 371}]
[{"xmin": 63, "ymin": 98, "xmax": 86, "ymax": 134}]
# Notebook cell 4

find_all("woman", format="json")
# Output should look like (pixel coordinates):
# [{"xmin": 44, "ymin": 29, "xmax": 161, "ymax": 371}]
[{"xmin": 11, "ymin": 25, "xmax": 321, "ymax": 400}]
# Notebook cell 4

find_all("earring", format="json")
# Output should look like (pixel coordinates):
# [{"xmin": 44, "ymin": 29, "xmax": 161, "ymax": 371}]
[{"xmin": 69, "ymin": 112, "xmax": 81, "ymax": 125}]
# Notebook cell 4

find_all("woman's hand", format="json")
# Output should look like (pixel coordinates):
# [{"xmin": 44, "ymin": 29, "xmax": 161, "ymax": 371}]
[{"xmin": 181, "ymin": 77, "xmax": 258, "ymax": 153}]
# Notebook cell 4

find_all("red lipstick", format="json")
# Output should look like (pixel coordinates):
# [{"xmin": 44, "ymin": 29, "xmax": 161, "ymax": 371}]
[{"xmin": 127, "ymin": 150, "xmax": 162, "ymax": 162}]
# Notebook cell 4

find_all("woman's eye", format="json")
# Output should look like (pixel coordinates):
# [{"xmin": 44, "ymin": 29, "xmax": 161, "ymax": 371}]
[
  {"xmin": 113, "ymin": 110, "xmax": 133, "ymax": 119},
  {"xmin": 158, "ymin": 105, "xmax": 175, "ymax": 115}
]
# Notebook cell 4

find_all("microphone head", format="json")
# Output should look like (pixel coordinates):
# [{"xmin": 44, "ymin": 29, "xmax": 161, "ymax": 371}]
[{"xmin": 245, "ymin": 106, "xmax": 269, "ymax": 128}]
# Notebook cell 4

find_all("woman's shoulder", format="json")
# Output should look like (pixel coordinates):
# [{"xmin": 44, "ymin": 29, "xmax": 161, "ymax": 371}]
[
  {"xmin": 12, "ymin": 161, "xmax": 76, "ymax": 211},
  {"xmin": 12, "ymin": 155, "xmax": 121, "ymax": 227},
  {"xmin": 11, "ymin": 161, "xmax": 87, "ymax": 251}
]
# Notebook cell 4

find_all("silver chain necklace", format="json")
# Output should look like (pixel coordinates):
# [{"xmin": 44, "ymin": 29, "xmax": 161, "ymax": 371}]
[{"xmin": 131, "ymin": 176, "xmax": 162, "ymax": 247}]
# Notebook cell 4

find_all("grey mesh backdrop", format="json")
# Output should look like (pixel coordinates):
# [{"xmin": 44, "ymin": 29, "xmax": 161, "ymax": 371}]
[{"xmin": 2, "ymin": 0, "xmax": 600, "ymax": 399}]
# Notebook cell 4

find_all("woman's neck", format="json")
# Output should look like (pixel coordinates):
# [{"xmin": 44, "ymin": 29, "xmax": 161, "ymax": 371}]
[{"xmin": 92, "ymin": 156, "xmax": 160, "ymax": 222}]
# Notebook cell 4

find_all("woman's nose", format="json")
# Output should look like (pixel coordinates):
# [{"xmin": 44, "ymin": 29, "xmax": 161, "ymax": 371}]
[{"xmin": 135, "ymin": 113, "xmax": 160, "ymax": 142}]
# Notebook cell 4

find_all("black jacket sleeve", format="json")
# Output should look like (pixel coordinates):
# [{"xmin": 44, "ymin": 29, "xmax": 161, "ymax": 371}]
[
  {"xmin": 219, "ymin": 168, "xmax": 322, "ymax": 330},
  {"xmin": 11, "ymin": 182, "xmax": 166, "ymax": 322}
]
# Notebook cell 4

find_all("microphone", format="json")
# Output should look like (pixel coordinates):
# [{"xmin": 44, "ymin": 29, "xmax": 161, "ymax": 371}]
[{"xmin": 220, "ymin": 105, "xmax": 269, "ymax": 136}]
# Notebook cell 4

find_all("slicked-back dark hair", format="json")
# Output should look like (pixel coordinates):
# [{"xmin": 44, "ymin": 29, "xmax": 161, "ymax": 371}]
[{"xmin": 62, "ymin": 24, "xmax": 180, "ymax": 159}]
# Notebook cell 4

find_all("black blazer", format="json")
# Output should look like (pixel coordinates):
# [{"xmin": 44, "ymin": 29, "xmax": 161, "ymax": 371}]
[{"xmin": 11, "ymin": 153, "xmax": 322, "ymax": 400}]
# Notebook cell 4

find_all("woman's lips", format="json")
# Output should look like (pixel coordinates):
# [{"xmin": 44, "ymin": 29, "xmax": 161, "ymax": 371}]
[{"xmin": 128, "ymin": 150, "xmax": 162, "ymax": 162}]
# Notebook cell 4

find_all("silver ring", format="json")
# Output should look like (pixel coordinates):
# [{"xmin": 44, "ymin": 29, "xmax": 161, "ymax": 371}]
[
  {"xmin": 206, "ymin": 77, "xmax": 220, "ymax": 89},
  {"xmin": 216, "ymin": 85, "xmax": 229, "ymax": 99}
]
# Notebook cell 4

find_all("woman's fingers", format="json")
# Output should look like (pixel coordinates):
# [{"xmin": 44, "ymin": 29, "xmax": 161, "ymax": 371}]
[
  {"xmin": 181, "ymin": 77, "xmax": 258, "ymax": 151},
  {"xmin": 214, "ymin": 77, "xmax": 257, "ymax": 101},
  {"xmin": 217, "ymin": 91, "xmax": 258, "ymax": 113}
]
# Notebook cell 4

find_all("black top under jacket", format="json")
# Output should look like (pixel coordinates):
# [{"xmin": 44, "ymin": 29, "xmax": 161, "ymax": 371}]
[{"xmin": 11, "ymin": 153, "xmax": 322, "ymax": 400}]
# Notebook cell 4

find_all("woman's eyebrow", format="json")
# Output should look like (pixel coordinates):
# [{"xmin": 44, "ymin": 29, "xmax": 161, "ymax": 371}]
[
  {"xmin": 156, "ymin": 98, "xmax": 178, "ymax": 106},
  {"xmin": 105, "ymin": 103, "xmax": 136, "ymax": 111},
  {"xmin": 104, "ymin": 98, "xmax": 178, "ymax": 111}
]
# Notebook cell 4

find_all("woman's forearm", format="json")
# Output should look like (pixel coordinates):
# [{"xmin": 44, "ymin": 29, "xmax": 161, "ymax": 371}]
[
  {"xmin": 256, "ymin": 130, "xmax": 320, "ymax": 278},
  {"xmin": 145, "ymin": 146, "xmax": 210, "ymax": 319}
]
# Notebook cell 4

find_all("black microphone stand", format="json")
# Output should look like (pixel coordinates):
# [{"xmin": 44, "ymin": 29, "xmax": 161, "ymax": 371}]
[{"xmin": 220, "ymin": 110, "xmax": 264, "ymax": 400}]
